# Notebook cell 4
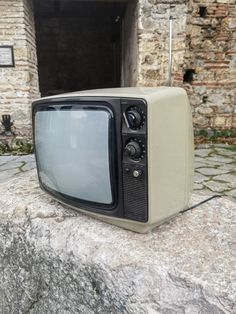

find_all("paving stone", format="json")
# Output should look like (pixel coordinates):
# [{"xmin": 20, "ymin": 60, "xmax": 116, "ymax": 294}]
[
  {"xmin": 194, "ymin": 162, "xmax": 207, "ymax": 169},
  {"xmin": 194, "ymin": 156, "xmax": 223, "ymax": 167},
  {"xmin": 0, "ymin": 168, "xmax": 21, "ymax": 183},
  {"xmin": 217, "ymin": 163, "xmax": 236, "ymax": 172},
  {"xmin": 225, "ymin": 189, "xmax": 236, "ymax": 198},
  {"xmin": 193, "ymin": 183, "xmax": 204, "ymax": 190},
  {"xmin": 203, "ymin": 181, "xmax": 232, "ymax": 193},
  {"xmin": 21, "ymin": 162, "xmax": 36, "ymax": 172},
  {"xmin": 213, "ymin": 173, "xmax": 236, "ymax": 185},
  {"xmin": 195, "ymin": 144, "xmax": 212, "ymax": 149},
  {"xmin": 194, "ymin": 173, "xmax": 209, "ymax": 184},
  {"xmin": 0, "ymin": 156, "xmax": 19, "ymax": 166},
  {"xmin": 194, "ymin": 148, "xmax": 212, "ymax": 158},
  {"xmin": 196, "ymin": 167, "xmax": 229, "ymax": 176},
  {"xmin": 20, "ymin": 154, "xmax": 35, "ymax": 163},
  {"xmin": 0, "ymin": 161, "xmax": 24, "ymax": 172},
  {"xmin": 215, "ymin": 148, "xmax": 236, "ymax": 157},
  {"xmin": 206, "ymin": 156, "xmax": 234, "ymax": 164}
]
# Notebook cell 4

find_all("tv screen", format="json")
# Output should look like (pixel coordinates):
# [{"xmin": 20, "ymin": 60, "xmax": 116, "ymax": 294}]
[{"xmin": 35, "ymin": 105, "xmax": 114, "ymax": 205}]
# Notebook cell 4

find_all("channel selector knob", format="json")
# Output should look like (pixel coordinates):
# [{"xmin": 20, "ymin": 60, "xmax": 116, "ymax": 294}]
[
  {"xmin": 124, "ymin": 106, "xmax": 145, "ymax": 130},
  {"xmin": 126, "ymin": 109, "xmax": 142, "ymax": 129},
  {"xmin": 124, "ymin": 141, "xmax": 142, "ymax": 159}
]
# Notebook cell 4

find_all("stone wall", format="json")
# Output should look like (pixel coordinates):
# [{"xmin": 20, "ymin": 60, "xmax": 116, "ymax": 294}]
[
  {"xmin": 137, "ymin": 0, "xmax": 236, "ymax": 130},
  {"xmin": 184, "ymin": 0, "xmax": 236, "ymax": 130},
  {"xmin": 0, "ymin": 0, "xmax": 39, "ymax": 139},
  {"xmin": 137, "ymin": 0, "xmax": 188, "ymax": 87},
  {"xmin": 0, "ymin": 0, "xmax": 235, "ymax": 138}
]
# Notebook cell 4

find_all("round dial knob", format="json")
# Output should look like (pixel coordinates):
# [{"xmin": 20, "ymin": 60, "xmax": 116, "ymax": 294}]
[
  {"xmin": 124, "ymin": 141, "xmax": 142, "ymax": 159},
  {"xmin": 126, "ymin": 108, "xmax": 142, "ymax": 129}
]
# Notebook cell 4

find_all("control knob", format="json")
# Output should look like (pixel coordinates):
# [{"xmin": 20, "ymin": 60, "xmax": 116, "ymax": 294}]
[
  {"xmin": 124, "ymin": 141, "xmax": 142, "ymax": 159},
  {"xmin": 124, "ymin": 107, "xmax": 144, "ymax": 130}
]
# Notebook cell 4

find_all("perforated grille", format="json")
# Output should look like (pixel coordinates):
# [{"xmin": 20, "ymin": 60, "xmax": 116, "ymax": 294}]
[{"xmin": 123, "ymin": 168, "xmax": 148, "ymax": 222}]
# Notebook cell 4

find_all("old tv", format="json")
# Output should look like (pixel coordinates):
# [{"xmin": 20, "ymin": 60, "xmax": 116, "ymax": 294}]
[{"xmin": 32, "ymin": 87, "xmax": 194, "ymax": 233}]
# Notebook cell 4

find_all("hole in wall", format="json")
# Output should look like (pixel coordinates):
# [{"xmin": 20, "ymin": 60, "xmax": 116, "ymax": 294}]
[
  {"xmin": 183, "ymin": 69, "xmax": 195, "ymax": 84},
  {"xmin": 202, "ymin": 96, "xmax": 208, "ymax": 103},
  {"xmin": 199, "ymin": 6, "xmax": 207, "ymax": 18}
]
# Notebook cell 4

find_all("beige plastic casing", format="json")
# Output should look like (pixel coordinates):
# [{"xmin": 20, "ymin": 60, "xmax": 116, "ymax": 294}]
[{"xmin": 37, "ymin": 87, "xmax": 194, "ymax": 233}]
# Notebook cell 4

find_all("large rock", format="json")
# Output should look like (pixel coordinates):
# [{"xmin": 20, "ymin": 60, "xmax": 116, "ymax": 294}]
[{"xmin": 0, "ymin": 170, "xmax": 235, "ymax": 313}]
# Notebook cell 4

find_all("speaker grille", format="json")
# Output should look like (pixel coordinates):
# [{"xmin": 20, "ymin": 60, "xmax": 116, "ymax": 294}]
[{"xmin": 122, "ymin": 166, "xmax": 148, "ymax": 222}]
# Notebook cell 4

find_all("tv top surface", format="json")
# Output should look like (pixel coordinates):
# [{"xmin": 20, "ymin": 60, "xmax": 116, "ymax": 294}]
[{"xmin": 34, "ymin": 86, "xmax": 184, "ymax": 102}]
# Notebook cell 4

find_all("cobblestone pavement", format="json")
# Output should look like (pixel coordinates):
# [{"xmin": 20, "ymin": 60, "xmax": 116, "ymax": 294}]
[
  {"xmin": 194, "ymin": 144, "xmax": 236, "ymax": 201},
  {"xmin": 0, "ymin": 145, "xmax": 235, "ymax": 201}
]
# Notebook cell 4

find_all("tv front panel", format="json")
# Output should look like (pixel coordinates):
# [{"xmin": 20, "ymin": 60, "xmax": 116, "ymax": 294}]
[{"xmin": 32, "ymin": 87, "xmax": 194, "ymax": 233}]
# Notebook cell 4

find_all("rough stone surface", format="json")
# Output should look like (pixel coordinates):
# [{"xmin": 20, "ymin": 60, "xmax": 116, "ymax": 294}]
[
  {"xmin": 203, "ymin": 180, "xmax": 233, "ymax": 193},
  {"xmin": 0, "ymin": 0, "xmax": 40, "ymax": 138},
  {"xmin": 194, "ymin": 172, "xmax": 209, "ymax": 183},
  {"xmin": 196, "ymin": 167, "xmax": 229, "ymax": 176},
  {"xmin": 138, "ymin": 0, "xmax": 236, "ymax": 129},
  {"xmin": 0, "ymin": 170, "xmax": 236, "ymax": 313}
]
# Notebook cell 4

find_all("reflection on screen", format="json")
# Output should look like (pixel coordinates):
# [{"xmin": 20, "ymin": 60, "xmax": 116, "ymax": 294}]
[{"xmin": 35, "ymin": 108, "xmax": 113, "ymax": 205}]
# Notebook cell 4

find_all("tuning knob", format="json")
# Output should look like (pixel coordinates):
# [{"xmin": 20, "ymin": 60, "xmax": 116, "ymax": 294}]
[
  {"xmin": 124, "ymin": 107, "xmax": 144, "ymax": 130},
  {"xmin": 124, "ymin": 141, "xmax": 142, "ymax": 159}
]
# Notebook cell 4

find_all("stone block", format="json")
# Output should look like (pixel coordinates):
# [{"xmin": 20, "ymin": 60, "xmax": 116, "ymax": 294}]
[{"xmin": 0, "ymin": 171, "xmax": 236, "ymax": 313}]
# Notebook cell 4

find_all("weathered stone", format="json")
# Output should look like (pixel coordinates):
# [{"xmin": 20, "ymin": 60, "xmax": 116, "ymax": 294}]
[
  {"xmin": 206, "ymin": 156, "xmax": 234, "ymax": 164},
  {"xmin": 194, "ymin": 172, "xmax": 209, "ymax": 183},
  {"xmin": 196, "ymin": 167, "xmax": 229, "ymax": 176},
  {"xmin": 213, "ymin": 173, "xmax": 236, "ymax": 186},
  {"xmin": 195, "ymin": 148, "xmax": 212, "ymax": 157},
  {"xmin": 215, "ymin": 148, "xmax": 236, "ymax": 157},
  {"xmin": 0, "ymin": 155, "xmax": 19, "ymax": 166},
  {"xmin": 193, "ymin": 182, "xmax": 204, "ymax": 190},
  {"xmin": 217, "ymin": 163, "xmax": 236, "ymax": 172},
  {"xmin": 0, "ymin": 171, "xmax": 236, "ymax": 313},
  {"xmin": 195, "ymin": 156, "xmax": 223, "ymax": 167},
  {"xmin": 21, "ymin": 161, "xmax": 36, "ymax": 172},
  {"xmin": 0, "ymin": 161, "xmax": 24, "ymax": 172},
  {"xmin": 203, "ymin": 180, "xmax": 232, "ymax": 193},
  {"xmin": 0, "ymin": 0, "xmax": 40, "ymax": 139},
  {"xmin": 225, "ymin": 189, "xmax": 236, "ymax": 198},
  {"xmin": 194, "ymin": 161, "xmax": 207, "ymax": 169},
  {"xmin": 0, "ymin": 168, "xmax": 21, "ymax": 183}
]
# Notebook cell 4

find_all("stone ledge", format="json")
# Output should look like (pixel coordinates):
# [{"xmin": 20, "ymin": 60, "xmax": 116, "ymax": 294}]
[{"xmin": 0, "ymin": 171, "xmax": 235, "ymax": 313}]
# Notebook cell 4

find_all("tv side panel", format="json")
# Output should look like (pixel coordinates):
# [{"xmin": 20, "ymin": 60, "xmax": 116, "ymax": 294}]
[{"xmin": 147, "ymin": 88, "xmax": 194, "ymax": 224}]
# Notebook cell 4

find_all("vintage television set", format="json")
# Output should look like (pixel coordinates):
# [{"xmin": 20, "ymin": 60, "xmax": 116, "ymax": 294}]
[{"xmin": 32, "ymin": 87, "xmax": 194, "ymax": 233}]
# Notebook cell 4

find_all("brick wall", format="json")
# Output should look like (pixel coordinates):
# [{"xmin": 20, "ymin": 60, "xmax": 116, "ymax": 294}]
[
  {"xmin": 184, "ymin": 0, "xmax": 236, "ymax": 129},
  {"xmin": 0, "ymin": 0, "xmax": 39, "ymax": 139},
  {"xmin": 138, "ymin": 0, "xmax": 236, "ymax": 129}
]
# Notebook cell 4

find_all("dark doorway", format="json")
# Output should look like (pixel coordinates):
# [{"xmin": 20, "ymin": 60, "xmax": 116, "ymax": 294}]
[{"xmin": 34, "ymin": 1, "xmax": 127, "ymax": 96}]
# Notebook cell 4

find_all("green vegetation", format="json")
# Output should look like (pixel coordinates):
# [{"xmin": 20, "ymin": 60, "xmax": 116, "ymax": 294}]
[
  {"xmin": 0, "ymin": 139, "xmax": 33, "ymax": 155},
  {"xmin": 195, "ymin": 128, "xmax": 236, "ymax": 146}
]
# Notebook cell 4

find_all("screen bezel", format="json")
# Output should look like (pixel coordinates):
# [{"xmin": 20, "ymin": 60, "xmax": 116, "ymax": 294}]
[{"xmin": 32, "ymin": 99, "xmax": 120, "ymax": 214}]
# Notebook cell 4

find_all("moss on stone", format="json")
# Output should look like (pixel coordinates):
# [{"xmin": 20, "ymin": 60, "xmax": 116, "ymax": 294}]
[
  {"xmin": 195, "ymin": 128, "xmax": 236, "ymax": 145},
  {"xmin": 0, "ymin": 139, "xmax": 34, "ymax": 155}
]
